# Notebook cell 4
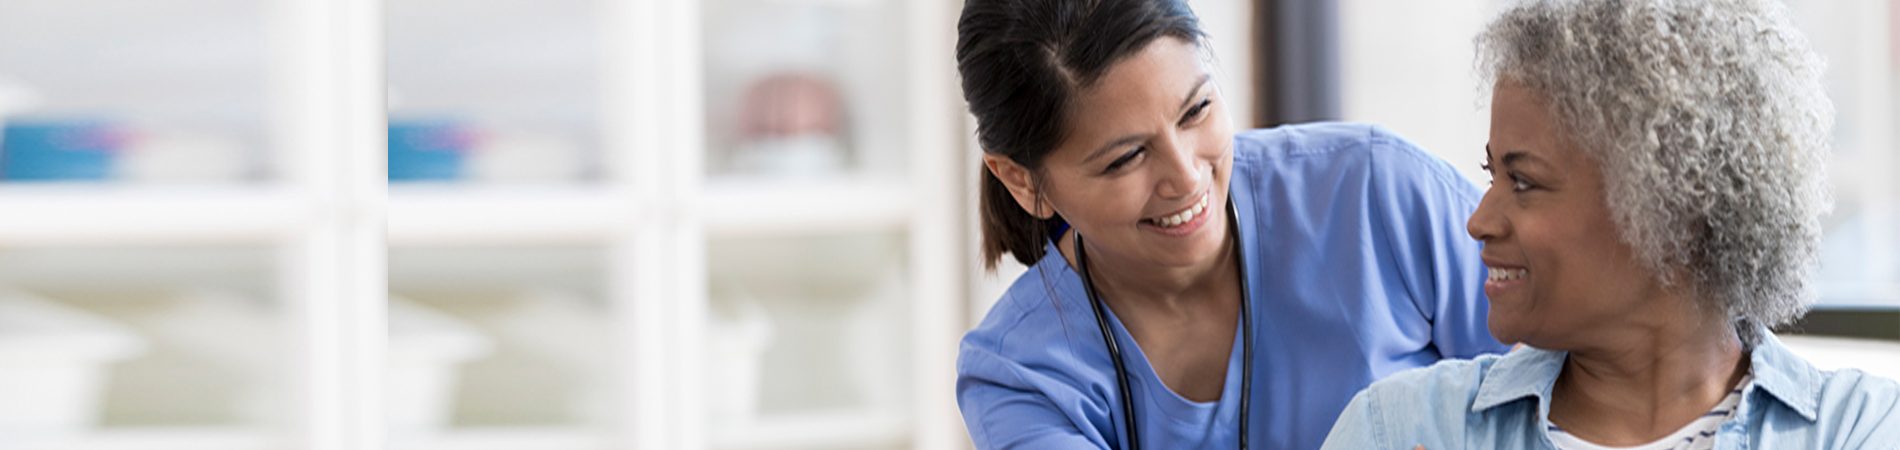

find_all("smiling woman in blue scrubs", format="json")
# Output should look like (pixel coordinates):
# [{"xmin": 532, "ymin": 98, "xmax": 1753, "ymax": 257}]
[{"xmin": 953, "ymin": 0, "xmax": 1509, "ymax": 449}]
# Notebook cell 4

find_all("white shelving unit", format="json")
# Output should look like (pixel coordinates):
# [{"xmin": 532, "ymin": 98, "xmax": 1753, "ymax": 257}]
[
  {"xmin": 0, "ymin": 1, "xmax": 383, "ymax": 450},
  {"xmin": 387, "ymin": 0, "xmax": 964, "ymax": 449}
]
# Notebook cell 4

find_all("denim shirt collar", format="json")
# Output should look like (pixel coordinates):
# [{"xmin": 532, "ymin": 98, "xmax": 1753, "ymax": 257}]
[{"xmin": 1468, "ymin": 330, "xmax": 1826, "ymax": 422}]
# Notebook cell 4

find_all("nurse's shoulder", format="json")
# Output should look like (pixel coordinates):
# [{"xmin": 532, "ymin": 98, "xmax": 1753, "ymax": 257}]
[
  {"xmin": 957, "ymin": 248, "xmax": 1120, "ymax": 448},
  {"xmin": 960, "ymin": 249, "xmax": 1101, "ymax": 379},
  {"xmin": 1231, "ymin": 121, "xmax": 1472, "ymax": 196}
]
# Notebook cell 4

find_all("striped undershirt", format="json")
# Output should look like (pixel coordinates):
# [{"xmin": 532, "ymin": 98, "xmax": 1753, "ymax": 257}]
[{"xmin": 1546, "ymin": 374, "xmax": 1753, "ymax": 450}]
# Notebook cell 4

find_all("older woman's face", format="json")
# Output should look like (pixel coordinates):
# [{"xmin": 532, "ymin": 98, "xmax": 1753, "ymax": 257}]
[
  {"xmin": 1470, "ymin": 81, "xmax": 1663, "ymax": 346},
  {"xmin": 1027, "ymin": 37, "xmax": 1236, "ymax": 268}
]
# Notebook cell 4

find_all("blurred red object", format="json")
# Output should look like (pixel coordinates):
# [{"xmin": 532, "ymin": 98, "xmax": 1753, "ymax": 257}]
[{"xmin": 738, "ymin": 73, "xmax": 842, "ymax": 141}]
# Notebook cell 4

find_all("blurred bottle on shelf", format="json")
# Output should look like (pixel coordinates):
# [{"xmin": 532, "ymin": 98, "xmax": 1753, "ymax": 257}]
[
  {"xmin": 388, "ymin": 297, "xmax": 494, "ymax": 437},
  {"xmin": 707, "ymin": 279, "xmax": 775, "ymax": 425},
  {"xmin": 0, "ymin": 288, "xmax": 147, "ymax": 438}
]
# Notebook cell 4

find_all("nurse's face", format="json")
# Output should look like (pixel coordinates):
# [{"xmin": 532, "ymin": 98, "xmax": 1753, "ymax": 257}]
[
  {"xmin": 1470, "ymin": 80, "xmax": 1662, "ymax": 347},
  {"xmin": 992, "ymin": 37, "xmax": 1235, "ymax": 269}
]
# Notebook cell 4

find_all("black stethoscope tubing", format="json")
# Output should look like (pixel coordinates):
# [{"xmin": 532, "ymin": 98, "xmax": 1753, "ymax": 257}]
[{"xmin": 1073, "ymin": 198, "xmax": 1252, "ymax": 450}]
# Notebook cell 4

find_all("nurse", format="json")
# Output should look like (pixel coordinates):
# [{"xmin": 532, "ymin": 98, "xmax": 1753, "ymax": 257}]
[{"xmin": 953, "ymin": 0, "xmax": 1509, "ymax": 449}]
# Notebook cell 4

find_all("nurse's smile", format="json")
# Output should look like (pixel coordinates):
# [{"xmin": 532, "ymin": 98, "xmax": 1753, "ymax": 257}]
[{"xmin": 1139, "ymin": 190, "xmax": 1211, "ymax": 237}]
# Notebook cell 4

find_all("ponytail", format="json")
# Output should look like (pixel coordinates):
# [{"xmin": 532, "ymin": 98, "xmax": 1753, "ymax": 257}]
[{"xmin": 979, "ymin": 166, "xmax": 1061, "ymax": 270}]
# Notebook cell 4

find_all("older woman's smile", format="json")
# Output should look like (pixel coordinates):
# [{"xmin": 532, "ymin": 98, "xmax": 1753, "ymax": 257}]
[{"xmin": 1481, "ymin": 258, "xmax": 1528, "ymax": 298}]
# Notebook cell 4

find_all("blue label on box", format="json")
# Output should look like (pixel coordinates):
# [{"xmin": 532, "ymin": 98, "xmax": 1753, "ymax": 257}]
[
  {"xmin": 388, "ymin": 121, "xmax": 473, "ymax": 181},
  {"xmin": 1, "ymin": 121, "xmax": 124, "ymax": 181}
]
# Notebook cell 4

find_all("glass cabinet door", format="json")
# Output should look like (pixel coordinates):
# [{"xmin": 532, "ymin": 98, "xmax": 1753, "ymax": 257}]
[
  {"xmin": 700, "ymin": 0, "xmax": 911, "ymax": 181},
  {"xmin": 387, "ymin": 0, "xmax": 601, "ymax": 185},
  {"xmin": 0, "ymin": 245, "xmax": 285, "ymax": 449},
  {"xmin": 0, "ymin": 0, "xmax": 271, "ymax": 184}
]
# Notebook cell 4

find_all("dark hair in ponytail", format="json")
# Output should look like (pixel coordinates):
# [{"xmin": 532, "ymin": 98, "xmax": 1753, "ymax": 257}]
[{"xmin": 957, "ymin": 0, "xmax": 1205, "ymax": 270}]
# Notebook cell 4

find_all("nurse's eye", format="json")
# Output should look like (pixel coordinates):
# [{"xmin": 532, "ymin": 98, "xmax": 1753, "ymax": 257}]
[
  {"xmin": 1179, "ymin": 97, "xmax": 1212, "ymax": 126},
  {"xmin": 1104, "ymin": 147, "xmax": 1145, "ymax": 172}
]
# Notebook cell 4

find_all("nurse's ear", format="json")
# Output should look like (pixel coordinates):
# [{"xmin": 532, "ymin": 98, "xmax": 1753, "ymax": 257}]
[{"xmin": 983, "ymin": 154, "xmax": 1055, "ymax": 219}]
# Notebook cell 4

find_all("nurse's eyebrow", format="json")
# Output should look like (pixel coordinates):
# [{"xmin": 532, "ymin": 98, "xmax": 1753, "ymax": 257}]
[
  {"xmin": 1176, "ymin": 74, "xmax": 1211, "ymax": 113},
  {"xmin": 1082, "ymin": 74, "xmax": 1214, "ymax": 164}
]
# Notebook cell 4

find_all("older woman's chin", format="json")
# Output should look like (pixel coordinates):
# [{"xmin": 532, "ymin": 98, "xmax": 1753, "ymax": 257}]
[{"xmin": 1483, "ymin": 313, "xmax": 1539, "ymax": 347}]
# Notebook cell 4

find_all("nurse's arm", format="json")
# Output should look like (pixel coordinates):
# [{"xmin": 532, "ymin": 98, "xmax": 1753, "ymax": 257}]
[{"xmin": 959, "ymin": 378, "xmax": 1113, "ymax": 450}]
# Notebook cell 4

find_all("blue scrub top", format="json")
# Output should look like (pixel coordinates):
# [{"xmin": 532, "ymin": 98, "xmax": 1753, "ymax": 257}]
[{"xmin": 956, "ymin": 122, "xmax": 1511, "ymax": 450}]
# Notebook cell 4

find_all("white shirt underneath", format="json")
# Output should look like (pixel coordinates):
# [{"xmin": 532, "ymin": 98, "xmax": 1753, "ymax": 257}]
[{"xmin": 1546, "ymin": 374, "xmax": 1753, "ymax": 450}]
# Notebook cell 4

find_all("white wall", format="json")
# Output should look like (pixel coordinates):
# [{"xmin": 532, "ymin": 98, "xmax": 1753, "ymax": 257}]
[{"xmin": 1338, "ymin": 0, "xmax": 1503, "ymax": 186}]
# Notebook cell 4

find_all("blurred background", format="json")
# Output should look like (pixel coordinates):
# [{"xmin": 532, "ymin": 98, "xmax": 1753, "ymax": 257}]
[{"xmin": 0, "ymin": 0, "xmax": 1893, "ymax": 450}]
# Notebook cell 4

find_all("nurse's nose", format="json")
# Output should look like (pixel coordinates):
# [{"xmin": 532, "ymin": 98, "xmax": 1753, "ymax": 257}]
[{"xmin": 1153, "ymin": 136, "xmax": 1205, "ymax": 199}]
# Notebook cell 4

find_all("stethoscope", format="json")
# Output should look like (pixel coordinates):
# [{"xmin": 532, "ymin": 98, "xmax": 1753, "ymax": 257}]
[{"xmin": 1071, "ymin": 197, "xmax": 1252, "ymax": 450}]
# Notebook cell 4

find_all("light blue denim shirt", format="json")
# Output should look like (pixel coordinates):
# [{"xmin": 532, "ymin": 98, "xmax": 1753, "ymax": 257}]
[{"xmin": 1320, "ymin": 332, "xmax": 1900, "ymax": 450}]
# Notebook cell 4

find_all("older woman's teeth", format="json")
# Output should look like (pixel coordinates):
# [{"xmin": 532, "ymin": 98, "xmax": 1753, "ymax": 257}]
[
  {"xmin": 1487, "ymin": 268, "xmax": 1527, "ymax": 281},
  {"xmin": 1154, "ymin": 195, "xmax": 1210, "ymax": 228}
]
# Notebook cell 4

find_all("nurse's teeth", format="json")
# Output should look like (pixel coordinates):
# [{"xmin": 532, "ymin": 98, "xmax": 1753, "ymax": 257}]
[{"xmin": 1152, "ymin": 193, "xmax": 1211, "ymax": 228}]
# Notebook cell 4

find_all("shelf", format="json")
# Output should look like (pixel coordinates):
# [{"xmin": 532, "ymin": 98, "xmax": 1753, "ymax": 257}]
[
  {"xmin": 388, "ymin": 426, "xmax": 605, "ymax": 450},
  {"xmin": 11, "ymin": 426, "xmax": 275, "ymax": 450},
  {"xmin": 1816, "ymin": 282, "xmax": 1900, "ymax": 310},
  {"xmin": 701, "ymin": 178, "xmax": 913, "ymax": 237},
  {"xmin": 389, "ymin": 179, "xmax": 917, "ymax": 243},
  {"xmin": 388, "ymin": 185, "xmax": 634, "ymax": 245},
  {"xmin": 710, "ymin": 410, "xmax": 909, "ymax": 450},
  {"xmin": 0, "ymin": 185, "xmax": 308, "ymax": 245}
]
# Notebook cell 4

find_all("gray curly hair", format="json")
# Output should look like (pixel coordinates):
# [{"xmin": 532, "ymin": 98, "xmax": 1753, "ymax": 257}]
[{"xmin": 1477, "ymin": 0, "xmax": 1834, "ymax": 346}]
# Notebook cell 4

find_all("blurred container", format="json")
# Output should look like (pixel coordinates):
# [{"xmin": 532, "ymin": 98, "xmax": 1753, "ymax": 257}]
[
  {"xmin": 0, "ymin": 119, "xmax": 124, "ymax": 181},
  {"xmin": 0, "ymin": 289, "xmax": 147, "ymax": 436},
  {"xmin": 728, "ymin": 73, "xmax": 848, "ymax": 177},
  {"xmin": 402, "ymin": 289, "xmax": 611, "ymax": 427},
  {"xmin": 0, "ymin": 76, "xmax": 39, "ymax": 156},
  {"xmin": 707, "ymin": 283, "xmax": 773, "ymax": 424},
  {"xmin": 54, "ymin": 289, "xmax": 280, "ymax": 426},
  {"xmin": 389, "ymin": 297, "xmax": 494, "ymax": 436},
  {"xmin": 389, "ymin": 120, "xmax": 475, "ymax": 182},
  {"xmin": 117, "ymin": 129, "xmax": 251, "ymax": 183},
  {"xmin": 389, "ymin": 119, "xmax": 585, "ymax": 183},
  {"xmin": 0, "ymin": 118, "xmax": 251, "ymax": 183}
]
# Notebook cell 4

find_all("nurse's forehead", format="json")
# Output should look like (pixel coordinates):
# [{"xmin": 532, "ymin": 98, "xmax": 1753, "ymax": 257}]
[{"xmin": 1079, "ymin": 38, "xmax": 1207, "ymax": 107}]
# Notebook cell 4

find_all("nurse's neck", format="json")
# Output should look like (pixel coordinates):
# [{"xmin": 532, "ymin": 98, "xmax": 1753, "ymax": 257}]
[{"xmin": 1057, "ymin": 228, "xmax": 1238, "ymax": 312}]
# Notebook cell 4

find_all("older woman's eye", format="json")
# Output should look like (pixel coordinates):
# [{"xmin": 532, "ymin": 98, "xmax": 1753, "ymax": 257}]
[{"xmin": 1510, "ymin": 174, "xmax": 1534, "ymax": 192}]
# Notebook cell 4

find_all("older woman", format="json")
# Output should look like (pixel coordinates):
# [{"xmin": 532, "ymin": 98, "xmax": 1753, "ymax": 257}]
[{"xmin": 1320, "ymin": 0, "xmax": 1900, "ymax": 449}]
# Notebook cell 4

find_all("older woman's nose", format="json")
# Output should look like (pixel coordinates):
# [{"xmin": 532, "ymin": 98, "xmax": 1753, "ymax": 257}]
[{"xmin": 1467, "ymin": 188, "xmax": 1508, "ymax": 242}]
